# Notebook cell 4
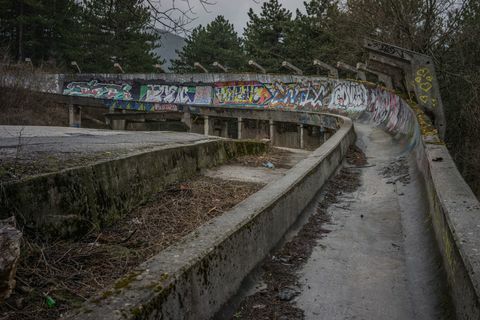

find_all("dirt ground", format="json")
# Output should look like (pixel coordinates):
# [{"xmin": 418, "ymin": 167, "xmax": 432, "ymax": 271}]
[
  {"xmin": 231, "ymin": 145, "xmax": 367, "ymax": 320},
  {"xmin": 229, "ymin": 147, "xmax": 298, "ymax": 169},
  {"xmin": 0, "ymin": 176, "xmax": 263, "ymax": 320}
]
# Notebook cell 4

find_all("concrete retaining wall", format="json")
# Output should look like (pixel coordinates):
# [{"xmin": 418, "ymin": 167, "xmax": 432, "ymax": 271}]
[
  {"xmin": 0, "ymin": 140, "xmax": 267, "ymax": 238},
  {"xmin": 70, "ymin": 116, "xmax": 355, "ymax": 320},
  {"xmin": 415, "ymin": 138, "xmax": 480, "ymax": 319}
]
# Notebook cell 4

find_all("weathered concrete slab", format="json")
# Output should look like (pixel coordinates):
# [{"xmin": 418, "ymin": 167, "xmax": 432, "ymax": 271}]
[
  {"xmin": 204, "ymin": 147, "xmax": 310, "ymax": 184},
  {"xmin": 0, "ymin": 125, "xmax": 218, "ymax": 160}
]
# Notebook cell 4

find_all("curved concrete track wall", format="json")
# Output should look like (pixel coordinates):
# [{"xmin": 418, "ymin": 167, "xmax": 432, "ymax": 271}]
[
  {"xmin": 20, "ymin": 73, "xmax": 480, "ymax": 319},
  {"xmin": 73, "ymin": 116, "xmax": 355, "ymax": 320}
]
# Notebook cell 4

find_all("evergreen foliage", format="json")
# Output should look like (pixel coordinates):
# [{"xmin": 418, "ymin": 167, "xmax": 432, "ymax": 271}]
[
  {"xmin": 0, "ymin": 0, "xmax": 160, "ymax": 72},
  {"xmin": 79, "ymin": 0, "xmax": 160, "ymax": 73},
  {"xmin": 284, "ymin": 0, "xmax": 342, "ymax": 74},
  {"xmin": 171, "ymin": 15, "xmax": 245, "ymax": 73},
  {"xmin": 243, "ymin": 0, "xmax": 292, "ymax": 73},
  {"xmin": 0, "ymin": 0, "xmax": 82, "ymax": 67}
]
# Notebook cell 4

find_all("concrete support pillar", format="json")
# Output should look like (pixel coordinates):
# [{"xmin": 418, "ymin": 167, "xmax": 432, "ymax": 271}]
[
  {"xmin": 357, "ymin": 62, "xmax": 394, "ymax": 89},
  {"xmin": 299, "ymin": 124, "xmax": 305, "ymax": 149},
  {"xmin": 313, "ymin": 59, "xmax": 339, "ymax": 78},
  {"xmin": 237, "ymin": 117, "xmax": 243, "ymax": 139},
  {"xmin": 182, "ymin": 108, "xmax": 192, "ymax": 131},
  {"xmin": 337, "ymin": 61, "xmax": 366, "ymax": 81},
  {"xmin": 204, "ymin": 116, "xmax": 209, "ymax": 136},
  {"xmin": 223, "ymin": 121, "xmax": 229, "ymax": 138},
  {"xmin": 111, "ymin": 119, "xmax": 126, "ymax": 130},
  {"xmin": 269, "ymin": 119, "xmax": 275, "ymax": 145},
  {"xmin": 69, "ymin": 104, "xmax": 81, "ymax": 128},
  {"xmin": 320, "ymin": 127, "xmax": 327, "ymax": 143}
]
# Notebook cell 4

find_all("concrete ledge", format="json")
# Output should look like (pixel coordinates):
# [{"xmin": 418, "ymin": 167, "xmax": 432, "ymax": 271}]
[
  {"xmin": 416, "ymin": 140, "xmax": 480, "ymax": 319},
  {"xmin": 0, "ymin": 139, "xmax": 267, "ymax": 238},
  {"xmin": 70, "ymin": 115, "xmax": 355, "ymax": 320}
]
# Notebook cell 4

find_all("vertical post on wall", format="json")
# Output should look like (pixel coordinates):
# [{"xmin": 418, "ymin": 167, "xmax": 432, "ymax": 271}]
[
  {"xmin": 223, "ymin": 121, "xmax": 229, "ymax": 138},
  {"xmin": 204, "ymin": 116, "xmax": 209, "ymax": 136},
  {"xmin": 269, "ymin": 119, "xmax": 275, "ymax": 146},
  {"xmin": 299, "ymin": 124, "xmax": 305, "ymax": 149},
  {"xmin": 182, "ymin": 108, "xmax": 192, "ymax": 131},
  {"xmin": 69, "ymin": 104, "xmax": 81, "ymax": 128},
  {"xmin": 237, "ymin": 117, "xmax": 243, "ymax": 140}
]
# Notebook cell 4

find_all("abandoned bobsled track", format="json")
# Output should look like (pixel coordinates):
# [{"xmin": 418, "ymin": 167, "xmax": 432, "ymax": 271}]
[{"xmin": 2, "ymin": 43, "xmax": 480, "ymax": 320}]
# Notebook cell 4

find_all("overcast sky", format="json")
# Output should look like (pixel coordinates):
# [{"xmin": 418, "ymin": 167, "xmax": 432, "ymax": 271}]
[{"xmin": 156, "ymin": 0, "xmax": 306, "ymax": 36}]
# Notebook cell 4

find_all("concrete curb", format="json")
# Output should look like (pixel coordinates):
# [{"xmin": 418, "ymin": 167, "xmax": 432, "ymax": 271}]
[
  {"xmin": 69, "ymin": 115, "xmax": 355, "ymax": 320},
  {"xmin": 416, "ymin": 139, "xmax": 480, "ymax": 319}
]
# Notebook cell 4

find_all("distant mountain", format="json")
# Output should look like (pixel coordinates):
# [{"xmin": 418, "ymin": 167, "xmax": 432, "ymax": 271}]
[{"xmin": 152, "ymin": 30, "xmax": 186, "ymax": 72}]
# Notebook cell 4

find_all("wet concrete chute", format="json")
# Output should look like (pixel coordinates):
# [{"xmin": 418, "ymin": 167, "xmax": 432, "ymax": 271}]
[{"xmin": 294, "ymin": 123, "xmax": 452, "ymax": 319}]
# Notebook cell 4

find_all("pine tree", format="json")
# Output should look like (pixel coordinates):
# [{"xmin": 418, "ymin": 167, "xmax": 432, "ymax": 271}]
[
  {"xmin": 0, "ymin": 0, "xmax": 83, "ymax": 67},
  {"xmin": 243, "ymin": 0, "xmax": 292, "ymax": 73},
  {"xmin": 79, "ymin": 0, "xmax": 161, "ymax": 73},
  {"xmin": 171, "ymin": 16, "xmax": 245, "ymax": 73},
  {"xmin": 284, "ymin": 0, "xmax": 341, "ymax": 75}
]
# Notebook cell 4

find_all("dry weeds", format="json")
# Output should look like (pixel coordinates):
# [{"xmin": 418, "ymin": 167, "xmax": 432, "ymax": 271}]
[{"xmin": 0, "ymin": 176, "xmax": 263, "ymax": 320}]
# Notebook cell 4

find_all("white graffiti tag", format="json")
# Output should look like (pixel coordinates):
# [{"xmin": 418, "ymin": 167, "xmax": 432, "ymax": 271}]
[
  {"xmin": 144, "ymin": 85, "xmax": 194, "ymax": 104},
  {"xmin": 328, "ymin": 82, "xmax": 367, "ymax": 112}
]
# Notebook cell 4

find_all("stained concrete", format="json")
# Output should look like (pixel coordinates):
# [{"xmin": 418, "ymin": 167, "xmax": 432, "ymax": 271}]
[
  {"xmin": 204, "ymin": 147, "xmax": 310, "ymax": 184},
  {"xmin": 0, "ymin": 125, "xmax": 218, "ymax": 160},
  {"xmin": 295, "ymin": 122, "xmax": 451, "ymax": 320}
]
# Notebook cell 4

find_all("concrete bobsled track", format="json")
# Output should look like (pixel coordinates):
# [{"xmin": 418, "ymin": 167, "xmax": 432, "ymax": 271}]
[{"xmin": 4, "ymin": 73, "xmax": 480, "ymax": 319}]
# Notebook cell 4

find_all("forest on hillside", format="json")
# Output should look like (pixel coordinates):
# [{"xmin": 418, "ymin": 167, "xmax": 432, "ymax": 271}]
[{"xmin": 1, "ymin": 0, "xmax": 479, "ymax": 196}]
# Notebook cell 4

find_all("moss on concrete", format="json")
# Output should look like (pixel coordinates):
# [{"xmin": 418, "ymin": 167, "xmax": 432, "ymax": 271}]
[{"xmin": 0, "ymin": 140, "xmax": 267, "ymax": 239}]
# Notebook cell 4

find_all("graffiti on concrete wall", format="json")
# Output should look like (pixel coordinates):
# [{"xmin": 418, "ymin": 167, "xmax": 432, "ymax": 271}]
[
  {"xmin": 214, "ymin": 81, "xmax": 272, "ymax": 105},
  {"xmin": 63, "ymin": 80, "xmax": 133, "ymax": 100},
  {"xmin": 367, "ymin": 41, "xmax": 408, "ymax": 60},
  {"xmin": 104, "ymin": 100, "xmax": 182, "ymax": 113},
  {"xmin": 328, "ymin": 82, "xmax": 367, "ymax": 111},
  {"xmin": 267, "ymin": 81, "xmax": 329, "ymax": 110},
  {"xmin": 153, "ymin": 104, "xmax": 179, "ymax": 112},
  {"xmin": 414, "ymin": 67, "xmax": 437, "ymax": 108},
  {"xmin": 193, "ymin": 86, "xmax": 213, "ymax": 104},
  {"xmin": 214, "ymin": 81, "xmax": 329, "ymax": 109},
  {"xmin": 140, "ymin": 85, "xmax": 189, "ymax": 104},
  {"xmin": 139, "ymin": 84, "xmax": 212, "ymax": 105}
]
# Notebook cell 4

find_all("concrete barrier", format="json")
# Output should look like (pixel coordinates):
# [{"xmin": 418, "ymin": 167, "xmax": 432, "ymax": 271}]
[
  {"xmin": 0, "ymin": 140, "xmax": 267, "ymax": 238},
  {"xmin": 69, "ymin": 115, "xmax": 355, "ymax": 319},
  {"xmin": 415, "ymin": 136, "xmax": 480, "ymax": 319}
]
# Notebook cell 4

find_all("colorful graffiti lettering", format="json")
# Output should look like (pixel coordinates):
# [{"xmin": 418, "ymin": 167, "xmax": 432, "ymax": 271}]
[
  {"xmin": 329, "ymin": 82, "xmax": 367, "ymax": 111},
  {"xmin": 267, "ymin": 81, "xmax": 329, "ymax": 110},
  {"xmin": 104, "ymin": 100, "xmax": 154, "ymax": 112},
  {"xmin": 214, "ymin": 81, "xmax": 272, "ymax": 105},
  {"xmin": 63, "ymin": 80, "xmax": 132, "ymax": 100},
  {"xmin": 139, "ymin": 85, "xmax": 212, "ymax": 105},
  {"xmin": 140, "ymin": 85, "xmax": 195, "ymax": 104}
]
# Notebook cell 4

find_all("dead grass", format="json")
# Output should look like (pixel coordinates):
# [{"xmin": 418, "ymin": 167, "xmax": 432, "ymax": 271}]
[{"xmin": 0, "ymin": 176, "xmax": 263, "ymax": 320}]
